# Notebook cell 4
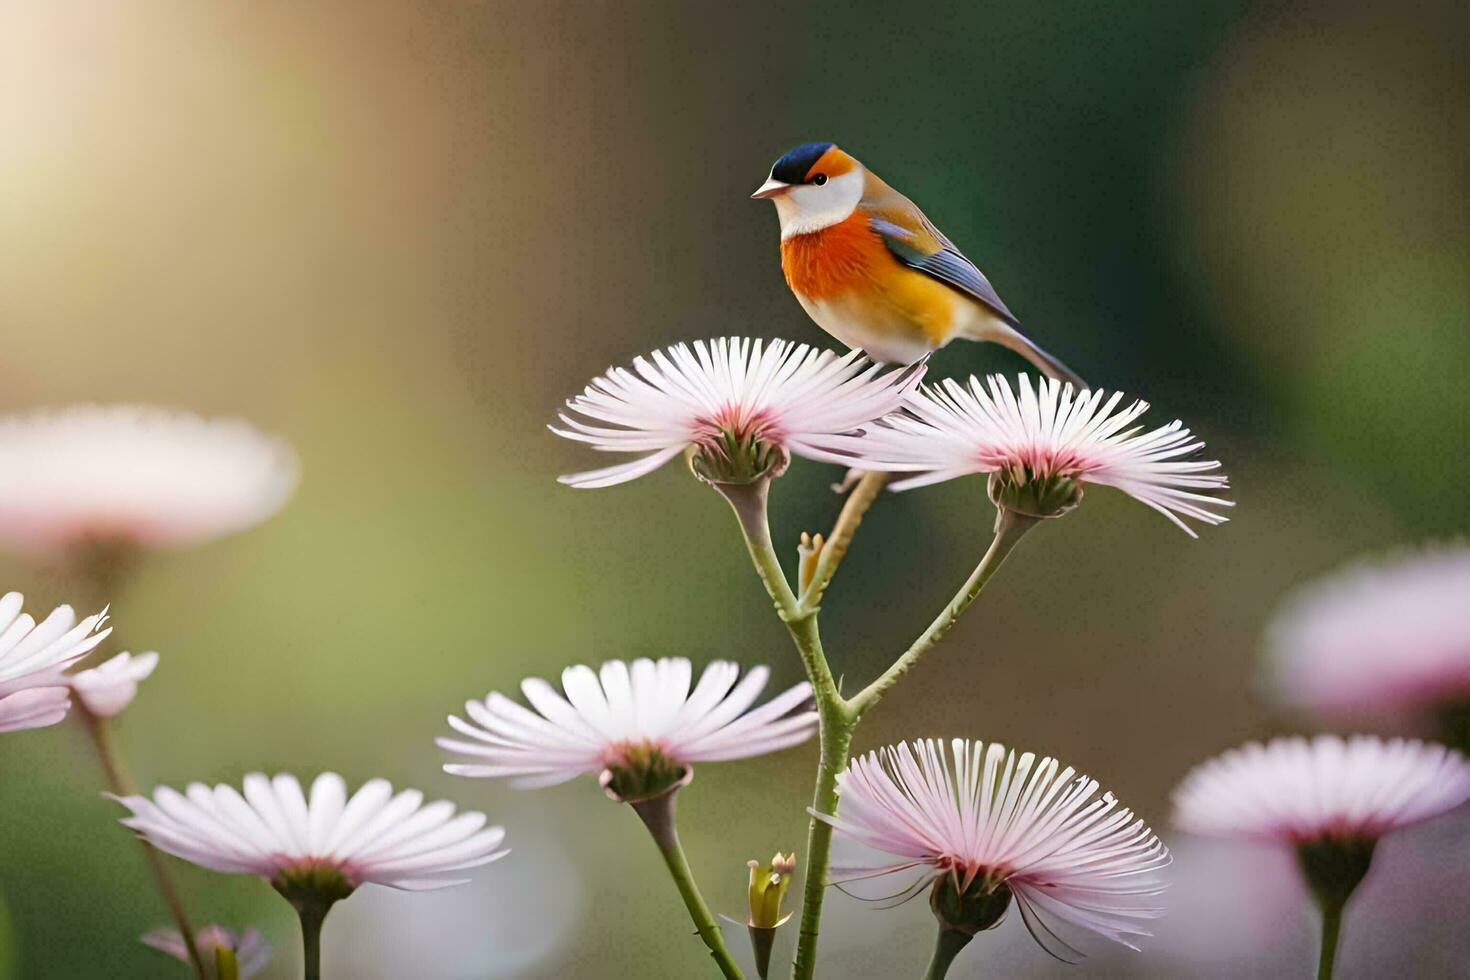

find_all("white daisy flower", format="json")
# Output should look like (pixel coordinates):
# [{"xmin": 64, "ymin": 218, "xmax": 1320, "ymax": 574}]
[
  {"xmin": 835, "ymin": 374, "xmax": 1231, "ymax": 534},
  {"xmin": 1171, "ymin": 735, "xmax": 1470, "ymax": 845},
  {"xmin": 551, "ymin": 337, "xmax": 923, "ymax": 488},
  {"xmin": 0, "ymin": 590, "xmax": 110, "ymax": 733},
  {"xmin": 0, "ymin": 405, "xmax": 298, "ymax": 554},
  {"xmin": 1266, "ymin": 544, "xmax": 1470, "ymax": 725},
  {"xmin": 438, "ymin": 657, "xmax": 816, "ymax": 798},
  {"xmin": 70, "ymin": 650, "xmax": 159, "ymax": 717},
  {"xmin": 141, "ymin": 924, "xmax": 271, "ymax": 978},
  {"xmin": 112, "ymin": 772, "xmax": 509, "ymax": 893},
  {"xmin": 817, "ymin": 738, "xmax": 1168, "ymax": 963}
]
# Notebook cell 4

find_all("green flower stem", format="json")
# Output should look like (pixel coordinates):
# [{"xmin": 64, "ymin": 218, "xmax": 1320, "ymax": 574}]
[
  {"xmin": 81, "ymin": 705, "xmax": 205, "ymax": 980},
  {"xmin": 924, "ymin": 929, "xmax": 973, "ymax": 980},
  {"xmin": 848, "ymin": 509, "xmax": 1036, "ymax": 717},
  {"xmin": 718, "ymin": 481, "xmax": 1030, "ymax": 980},
  {"xmin": 294, "ymin": 900, "xmax": 331, "ymax": 980},
  {"xmin": 791, "ymin": 699, "xmax": 852, "ymax": 980},
  {"xmin": 629, "ymin": 786, "xmax": 744, "ymax": 979},
  {"xmin": 1317, "ymin": 899, "xmax": 1343, "ymax": 980}
]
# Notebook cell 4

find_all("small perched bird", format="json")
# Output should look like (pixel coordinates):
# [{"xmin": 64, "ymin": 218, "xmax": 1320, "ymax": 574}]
[{"xmin": 753, "ymin": 141, "xmax": 1084, "ymax": 386}]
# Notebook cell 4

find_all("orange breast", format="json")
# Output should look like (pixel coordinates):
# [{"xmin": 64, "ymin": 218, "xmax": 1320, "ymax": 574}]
[
  {"xmin": 780, "ymin": 211, "xmax": 890, "ymax": 301},
  {"xmin": 780, "ymin": 212, "xmax": 960, "ymax": 348}
]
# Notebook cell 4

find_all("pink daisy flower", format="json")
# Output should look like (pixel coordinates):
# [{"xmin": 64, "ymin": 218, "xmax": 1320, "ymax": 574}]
[
  {"xmin": 0, "ymin": 405, "xmax": 297, "ymax": 554},
  {"xmin": 113, "ymin": 772, "xmax": 509, "ymax": 892},
  {"xmin": 1266, "ymin": 544, "xmax": 1470, "ymax": 725},
  {"xmin": 1171, "ymin": 735, "xmax": 1470, "ymax": 846},
  {"xmin": 1172, "ymin": 735, "xmax": 1470, "ymax": 978},
  {"xmin": 817, "ymin": 738, "xmax": 1169, "ymax": 963},
  {"xmin": 836, "ymin": 374, "xmax": 1231, "ymax": 534},
  {"xmin": 551, "ymin": 337, "xmax": 922, "ymax": 488},
  {"xmin": 116, "ymin": 773, "xmax": 506, "ymax": 978},
  {"xmin": 438, "ymin": 657, "xmax": 816, "ymax": 797}
]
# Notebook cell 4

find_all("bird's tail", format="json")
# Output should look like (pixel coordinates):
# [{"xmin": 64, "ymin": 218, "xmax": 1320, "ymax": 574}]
[{"xmin": 972, "ymin": 321, "xmax": 1088, "ymax": 390}]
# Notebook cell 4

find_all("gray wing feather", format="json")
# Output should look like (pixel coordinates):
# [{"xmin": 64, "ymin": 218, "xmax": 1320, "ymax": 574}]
[{"xmin": 873, "ymin": 216, "xmax": 1022, "ymax": 328}]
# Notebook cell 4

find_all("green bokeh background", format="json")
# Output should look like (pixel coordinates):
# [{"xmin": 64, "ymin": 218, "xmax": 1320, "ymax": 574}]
[{"xmin": 2, "ymin": 1, "xmax": 1467, "ymax": 977}]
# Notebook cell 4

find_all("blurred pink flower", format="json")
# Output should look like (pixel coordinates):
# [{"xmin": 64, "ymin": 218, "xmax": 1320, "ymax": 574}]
[
  {"xmin": 1171, "ymin": 735, "xmax": 1470, "ymax": 844},
  {"xmin": 113, "ymin": 772, "xmax": 509, "ymax": 892},
  {"xmin": 0, "ymin": 590, "xmax": 110, "ymax": 733},
  {"xmin": 70, "ymin": 650, "xmax": 158, "ymax": 717},
  {"xmin": 438, "ymin": 657, "xmax": 816, "ymax": 789},
  {"xmin": 832, "ymin": 374, "xmax": 1231, "ymax": 534},
  {"xmin": 141, "ymin": 924, "xmax": 271, "ymax": 978},
  {"xmin": 1266, "ymin": 545, "xmax": 1470, "ymax": 721},
  {"xmin": 0, "ymin": 405, "xmax": 297, "ymax": 554},
  {"xmin": 817, "ymin": 738, "xmax": 1169, "ymax": 960},
  {"xmin": 551, "ymin": 337, "xmax": 922, "ymax": 488}
]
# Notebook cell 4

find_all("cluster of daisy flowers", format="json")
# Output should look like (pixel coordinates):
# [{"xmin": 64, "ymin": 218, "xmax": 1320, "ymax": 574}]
[
  {"xmin": 552, "ymin": 336, "xmax": 1232, "ymax": 534},
  {"xmin": 0, "ymin": 406, "xmax": 523, "ymax": 977},
  {"xmin": 34, "ymin": 336, "xmax": 1470, "ymax": 980}
]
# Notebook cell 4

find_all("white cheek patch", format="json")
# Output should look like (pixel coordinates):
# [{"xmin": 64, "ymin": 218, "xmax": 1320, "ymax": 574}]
[{"xmin": 776, "ymin": 169, "xmax": 864, "ymax": 238}]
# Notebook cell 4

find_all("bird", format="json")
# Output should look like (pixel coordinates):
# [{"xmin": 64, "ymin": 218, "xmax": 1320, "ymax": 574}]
[{"xmin": 752, "ymin": 141, "xmax": 1084, "ymax": 386}]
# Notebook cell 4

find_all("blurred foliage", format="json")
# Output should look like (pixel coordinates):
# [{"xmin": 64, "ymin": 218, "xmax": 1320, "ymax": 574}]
[{"xmin": 1, "ymin": 0, "xmax": 1467, "ymax": 977}]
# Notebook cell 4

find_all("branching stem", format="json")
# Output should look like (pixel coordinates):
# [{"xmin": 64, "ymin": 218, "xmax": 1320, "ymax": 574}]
[{"xmin": 716, "ymin": 476, "xmax": 1032, "ymax": 979}]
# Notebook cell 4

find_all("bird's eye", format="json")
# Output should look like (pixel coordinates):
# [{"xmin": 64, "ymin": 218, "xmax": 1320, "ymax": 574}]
[{"xmin": 812, "ymin": 173, "xmax": 828, "ymax": 186}]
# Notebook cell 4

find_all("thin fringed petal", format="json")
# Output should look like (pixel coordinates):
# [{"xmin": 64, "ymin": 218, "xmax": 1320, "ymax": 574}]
[
  {"xmin": 832, "ymin": 374, "xmax": 1231, "ymax": 534},
  {"xmin": 1171, "ymin": 734, "xmax": 1470, "ymax": 844},
  {"xmin": 440, "ymin": 657, "xmax": 817, "ymax": 786},
  {"xmin": 112, "ymin": 773, "xmax": 508, "ymax": 892},
  {"xmin": 552, "ymin": 338, "xmax": 923, "ymax": 487},
  {"xmin": 815, "ymin": 738, "xmax": 1168, "ymax": 959}
]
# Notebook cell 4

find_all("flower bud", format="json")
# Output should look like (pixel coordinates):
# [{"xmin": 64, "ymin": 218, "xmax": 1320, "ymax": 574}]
[
  {"xmin": 745, "ymin": 851, "xmax": 796, "ymax": 977},
  {"xmin": 797, "ymin": 533, "xmax": 824, "ymax": 592},
  {"xmin": 747, "ymin": 851, "xmax": 796, "ymax": 929}
]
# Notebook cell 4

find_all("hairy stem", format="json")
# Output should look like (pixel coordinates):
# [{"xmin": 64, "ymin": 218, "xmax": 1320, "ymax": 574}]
[
  {"xmin": 849, "ymin": 510, "xmax": 1036, "ymax": 717},
  {"xmin": 82, "ymin": 707, "xmax": 205, "ymax": 979},
  {"xmin": 630, "ymin": 787, "xmax": 744, "ymax": 979},
  {"xmin": 791, "ymin": 700, "xmax": 853, "ymax": 980}
]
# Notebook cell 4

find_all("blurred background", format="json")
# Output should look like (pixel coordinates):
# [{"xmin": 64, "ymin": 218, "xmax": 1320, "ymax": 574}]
[{"xmin": 2, "ymin": 0, "xmax": 1468, "ymax": 977}]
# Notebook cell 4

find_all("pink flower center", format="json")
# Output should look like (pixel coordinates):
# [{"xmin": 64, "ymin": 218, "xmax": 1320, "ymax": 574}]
[
  {"xmin": 692, "ymin": 403, "xmax": 783, "ymax": 449},
  {"xmin": 978, "ymin": 441, "xmax": 1099, "ymax": 482}
]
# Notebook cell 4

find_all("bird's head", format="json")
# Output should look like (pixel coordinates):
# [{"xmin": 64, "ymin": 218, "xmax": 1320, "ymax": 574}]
[{"xmin": 752, "ymin": 142, "xmax": 865, "ymax": 238}]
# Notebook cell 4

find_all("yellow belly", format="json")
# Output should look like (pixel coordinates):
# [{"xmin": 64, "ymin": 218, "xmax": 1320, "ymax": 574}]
[{"xmin": 797, "ymin": 267, "xmax": 976, "ymax": 365}]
